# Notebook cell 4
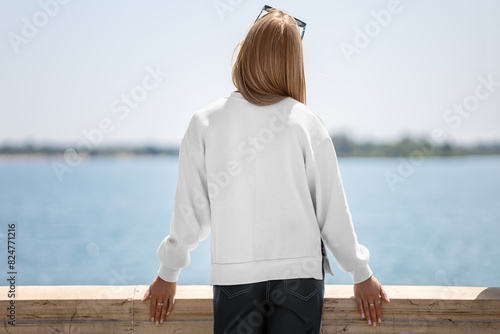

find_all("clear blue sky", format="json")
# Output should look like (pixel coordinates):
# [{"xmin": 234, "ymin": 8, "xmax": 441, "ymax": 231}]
[{"xmin": 1, "ymin": 0, "xmax": 499, "ymax": 147}]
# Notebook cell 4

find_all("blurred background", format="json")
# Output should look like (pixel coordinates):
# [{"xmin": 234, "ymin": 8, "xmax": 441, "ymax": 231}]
[{"xmin": 0, "ymin": 0, "xmax": 499, "ymax": 287}]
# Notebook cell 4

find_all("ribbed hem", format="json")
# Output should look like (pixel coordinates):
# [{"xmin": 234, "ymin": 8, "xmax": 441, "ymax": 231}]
[
  {"xmin": 157, "ymin": 263, "xmax": 182, "ymax": 283},
  {"xmin": 349, "ymin": 264, "xmax": 373, "ymax": 284},
  {"xmin": 210, "ymin": 256, "xmax": 325, "ymax": 286}
]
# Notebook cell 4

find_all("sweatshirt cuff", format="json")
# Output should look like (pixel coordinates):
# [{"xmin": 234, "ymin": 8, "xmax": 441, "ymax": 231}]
[
  {"xmin": 157, "ymin": 263, "xmax": 182, "ymax": 283},
  {"xmin": 350, "ymin": 264, "xmax": 373, "ymax": 284}
]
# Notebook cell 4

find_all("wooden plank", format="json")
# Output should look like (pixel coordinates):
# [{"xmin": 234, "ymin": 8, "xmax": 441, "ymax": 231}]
[
  {"xmin": 321, "ymin": 285, "xmax": 500, "ymax": 333},
  {"xmin": 0, "ymin": 285, "xmax": 499, "ymax": 333}
]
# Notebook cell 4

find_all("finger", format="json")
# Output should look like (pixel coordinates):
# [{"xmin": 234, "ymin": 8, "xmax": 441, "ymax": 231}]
[
  {"xmin": 380, "ymin": 286, "xmax": 390, "ymax": 303},
  {"xmin": 355, "ymin": 297, "xmax": 365, "ymax": 319},
  {"xmin": 362, "ymin": 300, "xmax": 372, "ymax": 325},
  {"xmin": 141, "ymin": 286, "xmax": 150, "ymax": 302},
  {"xmin": 149, "ymin": 297, "xmax": 157, "ymax": 322},
  {"xmin": 375, "ymin": 299, "xmax": 382, "ymax": 324},
  {"xmin": 155, "ymin": 300, "xmax": 164, "ymax": 324},
  {"xmin": 159, "ymin": 301, "xmax": 167, "ymax": 324},
  {"xmin": 369, "ymin": 301, "xmax": 377, "ymax": 327},
  {"xmin": 167, "ymin": 295, "xmax": 175, "ymax": 316}
]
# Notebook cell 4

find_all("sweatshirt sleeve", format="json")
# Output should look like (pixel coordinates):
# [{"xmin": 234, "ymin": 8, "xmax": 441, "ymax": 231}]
[
  {"xmin": 155, "ymin": 119, "xmax": 211, "ymax": 283},
  {"xmin": 306, "ymin": 137, "xmax": 373, "ymax": 284}
]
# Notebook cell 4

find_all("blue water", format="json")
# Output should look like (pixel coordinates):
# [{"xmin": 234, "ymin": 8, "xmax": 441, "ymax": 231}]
[{"xmin": 0, "ymin": 155, "xmax": 499, "ymax": 287}]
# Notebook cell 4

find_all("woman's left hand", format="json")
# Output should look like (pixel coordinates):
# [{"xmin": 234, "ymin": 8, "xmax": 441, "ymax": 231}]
[
  {"xmin": 142, "ymin": 276, "xmax": 177, "ymax": 325},
  {"xmin": 353, "ymin": 275, "xmax": 390, "ymax": 327}
]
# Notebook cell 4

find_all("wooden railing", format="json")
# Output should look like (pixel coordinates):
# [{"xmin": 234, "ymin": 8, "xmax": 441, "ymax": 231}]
[{"xmin": 1, "ymin": 285, "xmax": 499, "ymax": 333}]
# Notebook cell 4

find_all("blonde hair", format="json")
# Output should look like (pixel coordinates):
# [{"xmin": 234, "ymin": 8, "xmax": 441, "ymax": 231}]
[{"xmin": 231, "ymin": 8, "xmax": 306, "ymax": 106}]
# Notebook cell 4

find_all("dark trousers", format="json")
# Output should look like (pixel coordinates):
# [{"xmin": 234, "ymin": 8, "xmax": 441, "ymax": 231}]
[{"xmin": 213, "ymin": 251, "xmax": 326, "ymax": 334}]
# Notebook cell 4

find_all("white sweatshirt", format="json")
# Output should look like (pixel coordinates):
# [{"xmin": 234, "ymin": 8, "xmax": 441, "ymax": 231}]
[{"xmin": 156, "ymin": 91, "xmax": 373, "ymax": 286}]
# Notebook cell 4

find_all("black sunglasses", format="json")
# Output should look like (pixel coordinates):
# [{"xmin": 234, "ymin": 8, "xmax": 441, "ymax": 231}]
[{"xmin": 254, "ymin": 5, "xmax": 306, "ymax": 40}]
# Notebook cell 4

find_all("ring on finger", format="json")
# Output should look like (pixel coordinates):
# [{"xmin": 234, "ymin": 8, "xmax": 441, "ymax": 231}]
[{"xmin": 157, "ymin": 302, "xmax": 163, "ymax": 306}]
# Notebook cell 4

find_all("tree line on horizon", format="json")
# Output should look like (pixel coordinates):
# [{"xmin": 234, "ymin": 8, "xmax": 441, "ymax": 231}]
[{"xmin": 1, "ymin": 134, "xmax": 499, "ymax": 157}]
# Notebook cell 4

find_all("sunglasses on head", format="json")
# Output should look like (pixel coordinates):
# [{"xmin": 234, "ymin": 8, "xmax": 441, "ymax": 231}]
[{"xmin": 254, "ymin": 5, "xmax": 306, "ymax": 40}]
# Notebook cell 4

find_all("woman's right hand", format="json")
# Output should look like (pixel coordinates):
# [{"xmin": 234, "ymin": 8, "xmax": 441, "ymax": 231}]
[
  {"xmin": 353, "ymin": 275, "xmax": 390, "ymax": 327},
  {"xmin": 141, "ymin": 276, "xmax": 177, "ymax": 325}
]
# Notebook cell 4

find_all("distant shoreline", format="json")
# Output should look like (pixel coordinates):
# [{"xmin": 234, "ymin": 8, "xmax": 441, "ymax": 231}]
[
  {"xmin": 1, "ymin": 153, "xmax": 499, "ymax": 160},
  {"xmin": 0, "ymin": 152, "xmax": 179, "ymax": 159},
  {"xmin": 1, "ymin": 134, "xmax": 500, "ymax": 158}
]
